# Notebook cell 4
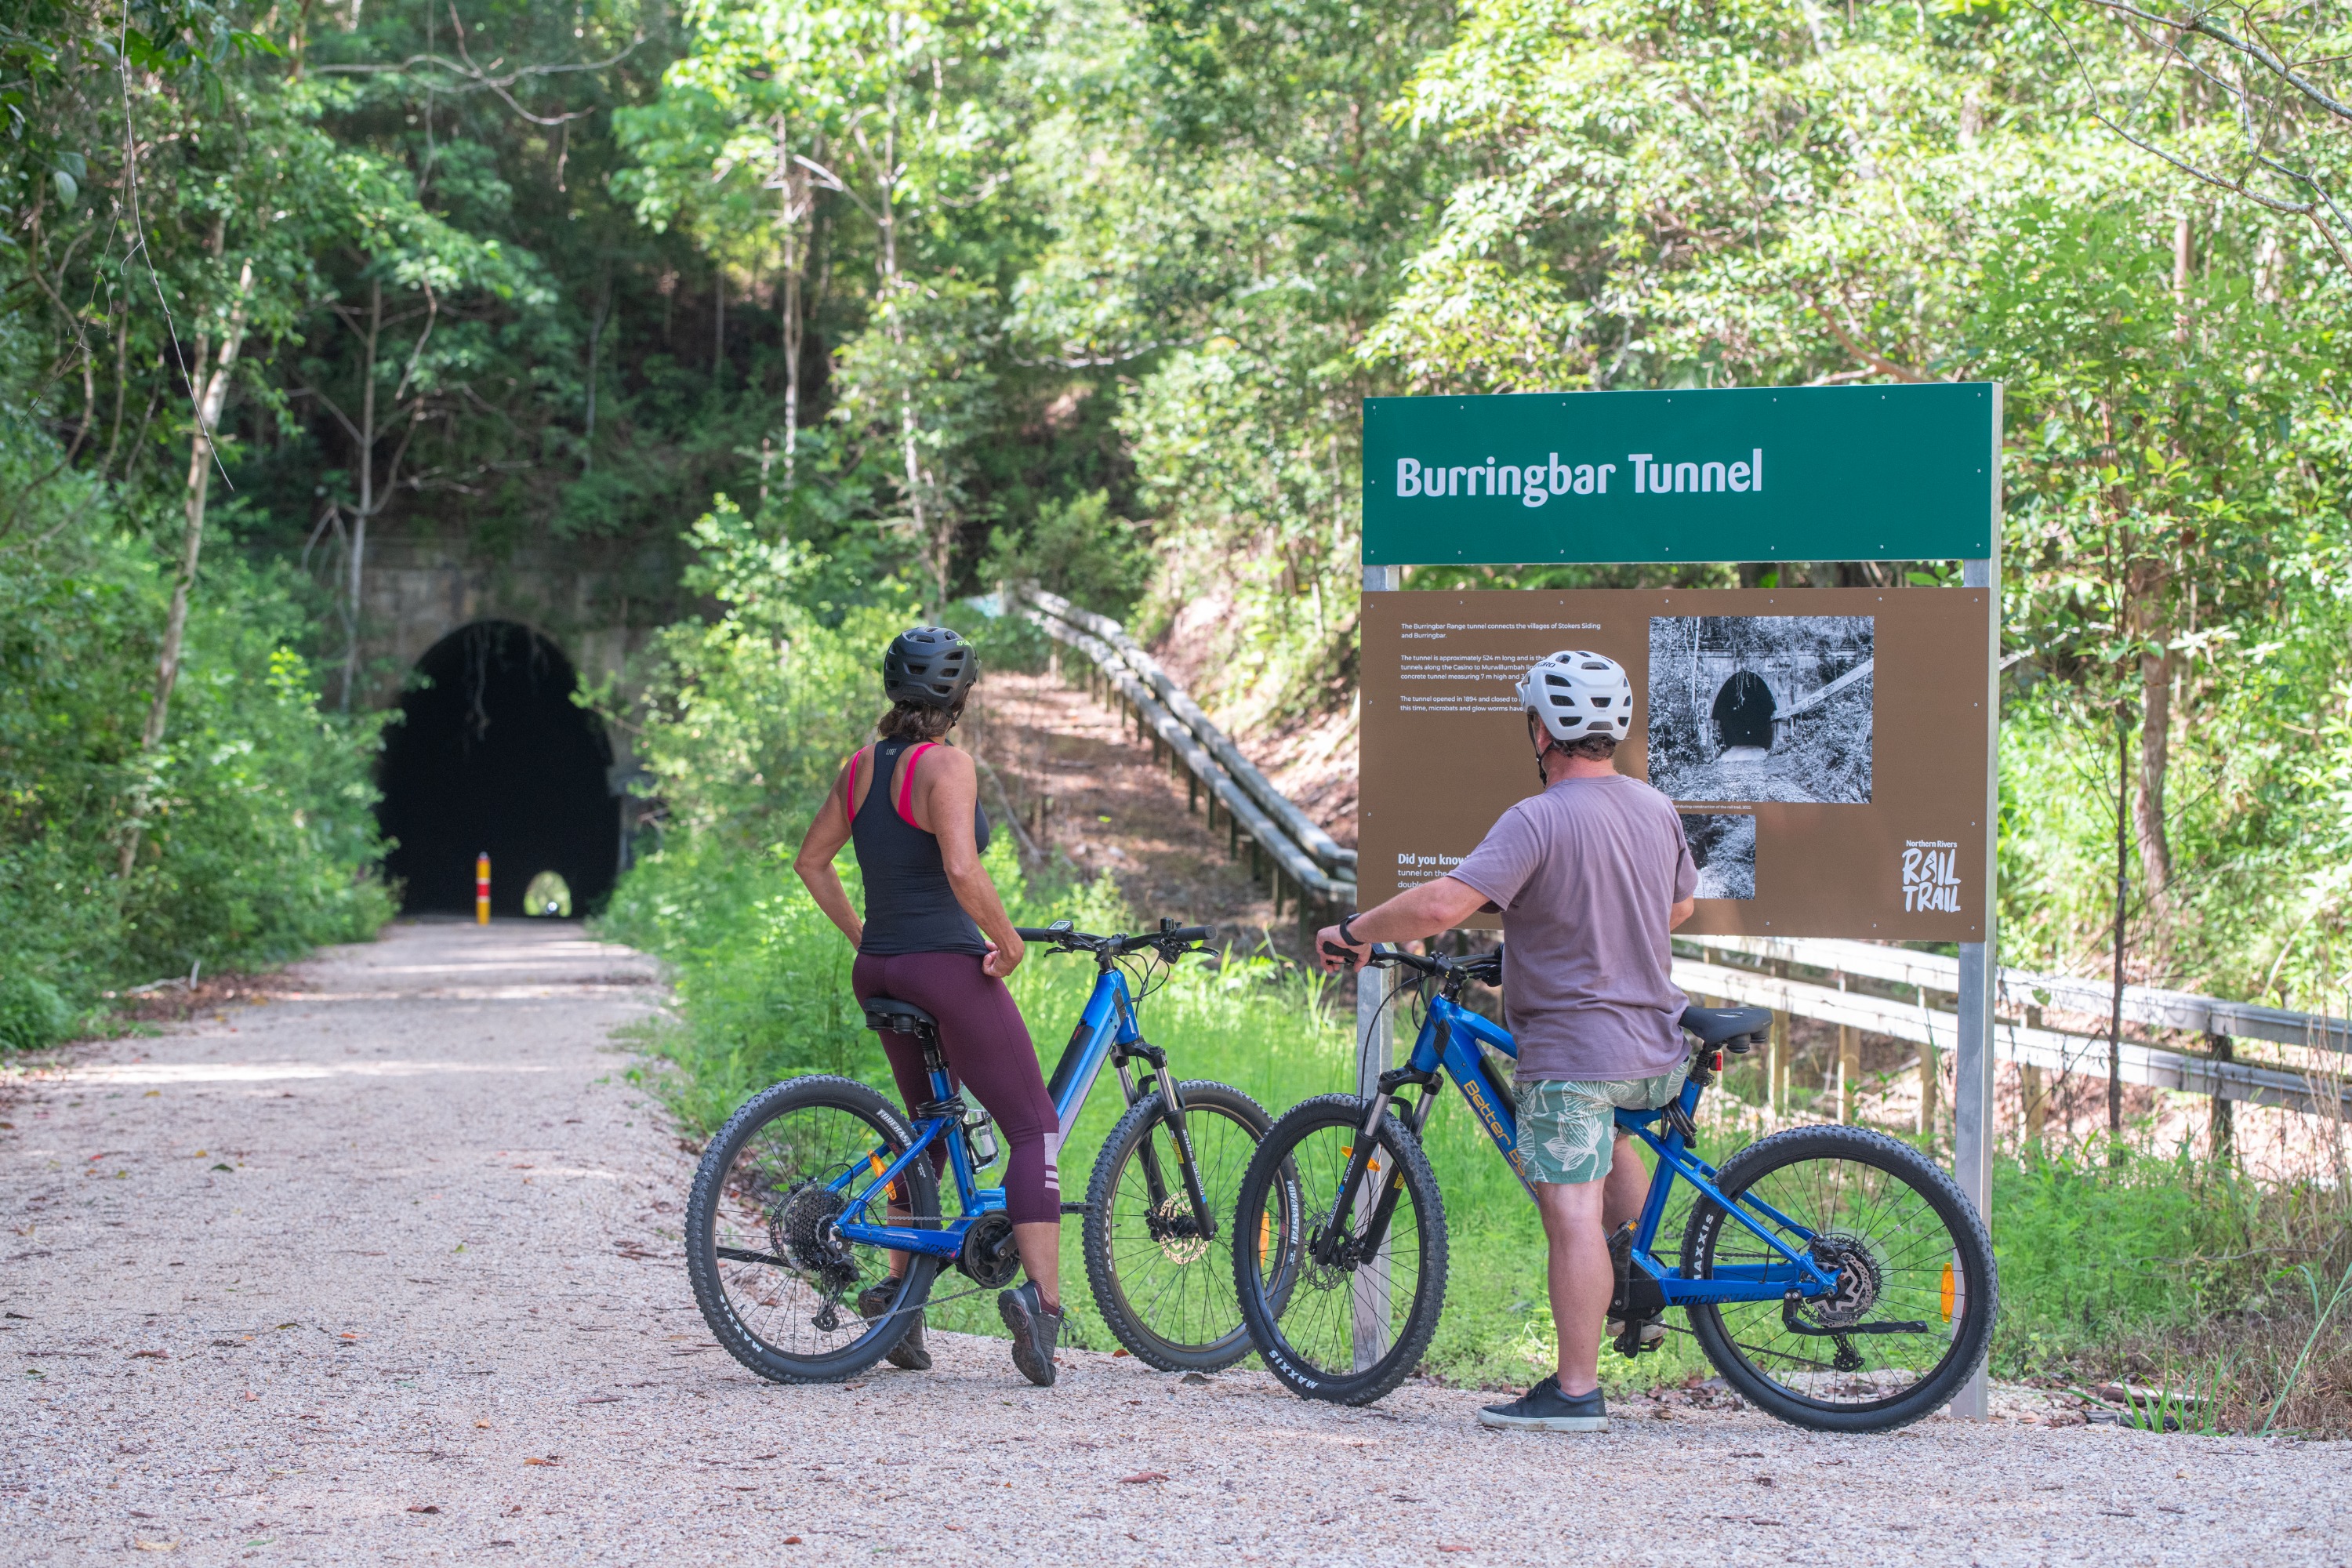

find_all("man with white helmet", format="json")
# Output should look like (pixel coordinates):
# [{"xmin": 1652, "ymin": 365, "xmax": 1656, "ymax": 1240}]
[{"xmin": 1316, "ymin": 648, "xmax": 1697, "ymax": 1433}]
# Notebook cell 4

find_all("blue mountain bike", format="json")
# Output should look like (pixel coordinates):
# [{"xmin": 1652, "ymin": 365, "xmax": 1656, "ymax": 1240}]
[
  {"xmin": 686, "ymin": 920, "xmax": 1296, "ymax": 1381},
  {"xmin": 1231, "ymin": 946, "xmax": 1996, "ymax": 1432}
]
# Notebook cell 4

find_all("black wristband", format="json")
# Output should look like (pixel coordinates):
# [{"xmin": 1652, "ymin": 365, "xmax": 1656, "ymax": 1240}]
[{"xmin": 1339, "ymin": 912, "xmax": 1365, "ymax": 947}]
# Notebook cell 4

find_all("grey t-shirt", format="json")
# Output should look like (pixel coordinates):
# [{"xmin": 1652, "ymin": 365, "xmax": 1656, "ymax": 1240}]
[{"xmin": 1447, "ymin": 773, "xmax": 1697, "ymax": 1082}]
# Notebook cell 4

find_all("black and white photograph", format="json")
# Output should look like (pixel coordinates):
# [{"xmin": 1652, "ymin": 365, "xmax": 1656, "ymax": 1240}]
[
  {"xmin": 1647, "ymin": 614, "xmax": 1874, "ymax": 804},
  {"xmin": 1681, "ymin": 812, "xmax": 1757, "ymax": 900}
]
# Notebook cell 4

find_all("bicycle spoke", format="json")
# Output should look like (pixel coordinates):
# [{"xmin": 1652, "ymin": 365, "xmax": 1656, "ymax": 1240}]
[
  {"xmin": 1695, "ymin": 1150, "xmax": 1970, "ymax": 1409},
  {"xmin": 710, "ymin": 1100, "xmax": 906, "ymax": 1366},
  {"xmin": 1098, "ymin": 1102, "xmax": 1261, "ymax": 1356}
]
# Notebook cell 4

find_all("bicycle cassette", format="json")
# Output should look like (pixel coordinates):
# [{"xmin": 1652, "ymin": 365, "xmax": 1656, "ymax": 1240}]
[{"xmin": 771, "ymin": 1180, "xmax": 860, "ymax": 1297}]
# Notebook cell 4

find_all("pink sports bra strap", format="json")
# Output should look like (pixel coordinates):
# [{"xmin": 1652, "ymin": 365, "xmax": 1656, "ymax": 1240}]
[
  {"xmin": 839, "ymin": 750, "xmax": 862, "ymax": 820},
  {"xmin": 895, "ymin": 742, "xmax": 938, "ymax": 829}
]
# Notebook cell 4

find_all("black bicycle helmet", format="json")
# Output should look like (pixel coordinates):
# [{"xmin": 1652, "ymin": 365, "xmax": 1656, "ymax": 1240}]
[{"xmin": 883, "ymin": 626, "xmax": 979, "ymax": 707}]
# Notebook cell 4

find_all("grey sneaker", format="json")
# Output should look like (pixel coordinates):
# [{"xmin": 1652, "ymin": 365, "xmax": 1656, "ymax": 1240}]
[
  {"xmin": 997, "ymin": 1280, "xmax": 1062, "ymax": 1387},
  {"xmin": 1478, "ymin": 1374, "xmax": 1608, "ymax": 1432},
  {"xmin": 855, "ymin": 1279, "xmax": 931, "ymax": 1372}
]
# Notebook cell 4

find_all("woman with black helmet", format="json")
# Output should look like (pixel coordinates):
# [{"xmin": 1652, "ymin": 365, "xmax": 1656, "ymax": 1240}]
[{"xmin": 792, "ymin": 625, "xmax": 1066, "ymax": 1386}]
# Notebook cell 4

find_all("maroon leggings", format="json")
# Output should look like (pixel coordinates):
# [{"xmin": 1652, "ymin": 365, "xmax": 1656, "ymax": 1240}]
[{"xmin": 851, "ymin": 950, "xmax": 1061, "ymax": 1225}]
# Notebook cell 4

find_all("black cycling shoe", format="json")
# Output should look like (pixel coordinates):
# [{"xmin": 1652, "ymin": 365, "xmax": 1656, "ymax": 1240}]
[
  {"xmin": 855, "ymin": 1279, "xmax": 931, "ymax": 1372},
  {"xmin": 997, "ymin": 1280, "xmax": 1062, "ymax": 1387},
  {"xmin": 1477, "ymin": 1374, "xmax": 1608, "ymax": 1432}
]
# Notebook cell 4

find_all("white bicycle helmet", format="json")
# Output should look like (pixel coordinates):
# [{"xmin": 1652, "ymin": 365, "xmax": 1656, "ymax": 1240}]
[{"xmin": 1516, "ymin": 649, "xmax": 1634, "ymax": 745}]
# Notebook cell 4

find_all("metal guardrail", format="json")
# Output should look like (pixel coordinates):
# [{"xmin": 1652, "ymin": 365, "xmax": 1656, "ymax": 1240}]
[
  {"xmin": 1006, "ymin": 586, "xmax": 1356, "ymax": 920},
  {"xmin": 1020, "ymin": 586, "xmax": 1356, "ymax": 879},
  {"xmin": 1673, "ymin": 953, "xmax": 2350, "ymax": 1115},
  {"xmin": 1690, "ymin": 934, "xmax": 2352, "ymax": 1056}
]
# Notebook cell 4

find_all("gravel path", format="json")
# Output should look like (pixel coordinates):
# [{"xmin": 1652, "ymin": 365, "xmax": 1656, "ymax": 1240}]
[{"xmin": 6, "ymin": 919, "xmax": 2347, "ymax": 1566}]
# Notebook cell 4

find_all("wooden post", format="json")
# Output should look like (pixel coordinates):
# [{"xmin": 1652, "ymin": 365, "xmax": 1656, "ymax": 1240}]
[
  {"xmin": 1838, "ymin": 1025, "xmax": 1859, "ymax": 1124},
  {"xmin": 1188, "ymin": 773, "xmax": 1198, "ymax": 813},
  {"xmin": 2021, "ymin": 1004, "xmax": 2045, "ymax": 1160},
  {"xmin": 2209, "ymin": 1032, "xmax": 2235, "ymax": 1160},
  {"xmin": 1919, "ymin": 1041, "xmax": 1940, "ymax": 1138}
]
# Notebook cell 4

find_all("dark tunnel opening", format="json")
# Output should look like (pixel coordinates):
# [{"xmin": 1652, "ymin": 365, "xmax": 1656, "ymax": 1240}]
[
  {"xmin": 377, "ymin": 622, "xmax": 617, "ymax": 916},
  {"xmin": 1711, "ymin": 670, "xmax": 1778, "ymax": 751}
]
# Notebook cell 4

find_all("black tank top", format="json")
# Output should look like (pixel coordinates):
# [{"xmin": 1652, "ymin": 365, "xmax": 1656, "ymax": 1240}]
[{"xmin": 851, "ymin": 736, "xmax": 993, "ymax": 956}]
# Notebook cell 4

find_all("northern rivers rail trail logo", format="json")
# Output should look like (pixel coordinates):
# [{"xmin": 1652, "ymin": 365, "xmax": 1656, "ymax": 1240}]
[{"xmin": 1903, "ymin": 840, "xmax": 1963, "ymax": 913}]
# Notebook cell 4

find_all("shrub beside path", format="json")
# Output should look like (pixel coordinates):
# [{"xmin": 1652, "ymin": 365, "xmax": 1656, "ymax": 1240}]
[{"xmin": 3, "ymin": 920, "xmax": 2345, "ymax": 1566}]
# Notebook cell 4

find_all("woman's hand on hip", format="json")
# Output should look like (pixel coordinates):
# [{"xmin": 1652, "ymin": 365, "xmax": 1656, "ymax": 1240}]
[{"xmin": 982, "ymin": 931, "xmax": 1025, "ymax": 978}]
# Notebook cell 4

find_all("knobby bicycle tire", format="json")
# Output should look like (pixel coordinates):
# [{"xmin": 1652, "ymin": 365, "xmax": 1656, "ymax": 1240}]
[
  {"xmin": 1680, "ymin": 1123, "xmax": 1998, "ymax": 1432},
  {"xmin": 686, "ymin": 1074, "xmax": 942, "ymax": 1385},
  {"xmin": 1231, "ymin": 1094, "xmax": 1448, "ymax": 1406},
  {"xmin": 1081, "ymin": 1080, "xmax": 1283, "ymax": 1372}
]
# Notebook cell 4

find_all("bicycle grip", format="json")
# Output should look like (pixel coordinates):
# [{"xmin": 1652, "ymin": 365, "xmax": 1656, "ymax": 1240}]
[
  {"xmin": 1164, "ymin": 925, "xmax": 1213, "ymax": 944},
  {"xmin": 1011, "ymin": 927, "xmax": 1062, "ymax": 942}
]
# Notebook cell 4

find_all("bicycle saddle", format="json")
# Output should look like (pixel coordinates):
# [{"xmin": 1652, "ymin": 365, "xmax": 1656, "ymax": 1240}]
[
  {"xmin": 861, "ymin": 997, "xmax": 940, "ymax": 1036},
  {"xmin": 1678, "ymin": 1005, "xmax": 1773, "ymax": 1049}
]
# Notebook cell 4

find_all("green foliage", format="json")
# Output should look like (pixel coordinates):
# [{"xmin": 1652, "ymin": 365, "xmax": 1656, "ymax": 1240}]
[
  {"xmin": 982, "ymin": 488, "xmax": 1151, "ymax": 617},
  {"xmin": 0, "ymin": 377, "xmax": 391, "ymax": 1029},
  {"xmin": 0, "ymin": 973, "xmax": 71, "ymax": 1052}
]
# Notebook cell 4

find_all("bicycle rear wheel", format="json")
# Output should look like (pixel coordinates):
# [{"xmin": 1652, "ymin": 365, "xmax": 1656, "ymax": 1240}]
[
  {"xmin": 685, "ymin": 1075, "xmax": 942, "ymax": 1384},
  {"xmin": 1082, "ymin": 1080, "xmax": 1287, "ymax": 1372},
  {"xmin": 1681, "ymin": 1123, "xmax": 1996, "ymax": 1432},
  {"xmin": 1232, "ymin": 1094, "xmax": 1447, "ymax": 1406}
]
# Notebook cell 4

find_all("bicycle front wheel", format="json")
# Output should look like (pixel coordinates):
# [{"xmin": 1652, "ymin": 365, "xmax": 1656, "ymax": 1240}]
[
  {"xmin": 685, "ymin": 1075, "xmax": 942, "ymax": 1384},
  {"xmin": 1232, "ymin": 1094, "xmax": 1447, "ymax": 1406},
  {"xmin": 1082, "ymin": 1080, "xmax": 1283, "ymax": 1372},
  {"xmin": 1681, "ymin": 1123, "xmax": 1997, "ymax": 1432}
]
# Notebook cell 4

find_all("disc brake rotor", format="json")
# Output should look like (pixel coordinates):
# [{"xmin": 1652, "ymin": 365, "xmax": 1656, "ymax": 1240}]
[{"xmin": 1144, "ymin": 1193, "xmax": 1210, "ymax": 1266}]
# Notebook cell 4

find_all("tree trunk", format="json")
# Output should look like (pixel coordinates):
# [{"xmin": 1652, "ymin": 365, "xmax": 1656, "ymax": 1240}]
[
  {"xmin": 2136, "ymin": 642, "xmax": 2174, "ymax": 916},
  {"xmin": 120, "ymin": 260, "xmax": 255, "ymax": 879},
  {"xmin": 2109, "ymin": 702, "xmax": 2129, "ymax": 1158},
  {"xmin": 342, "ymin": 281, "xmax": 382, "ymax": 714},
  {"xmin": 772, "ymin": 118, "xmax": 808, "ymax": 496}
]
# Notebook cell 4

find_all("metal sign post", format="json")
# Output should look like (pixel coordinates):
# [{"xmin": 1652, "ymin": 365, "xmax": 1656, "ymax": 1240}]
[
  {"xmin": 1355, "ymin": 564, "xmax": 1401, "ymax": 1368},
  {"xmin": 1353, "ymin": 384, "xmax": 2002, "ymax": 1415}
]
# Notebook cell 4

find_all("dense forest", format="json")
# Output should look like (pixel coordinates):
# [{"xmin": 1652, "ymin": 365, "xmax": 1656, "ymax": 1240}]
[{"xmin": 5, "ymin": 0, "xmax": 2352, "ymax": 1045}]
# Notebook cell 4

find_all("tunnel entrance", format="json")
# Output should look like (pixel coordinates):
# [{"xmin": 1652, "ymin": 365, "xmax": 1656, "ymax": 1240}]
[
  {"xmin": 1711, "ymin": 670, "xmax": 1777, "ymax": 751},
  {"xmin": 377, "ymin": 622, "xmax": 617, "ymax": 916}
]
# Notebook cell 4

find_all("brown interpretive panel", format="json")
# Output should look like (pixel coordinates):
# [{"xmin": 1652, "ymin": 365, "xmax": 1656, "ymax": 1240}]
[{"xmin": 1358, "ymin": 588, "xmax": 1990, "ymax": 939}]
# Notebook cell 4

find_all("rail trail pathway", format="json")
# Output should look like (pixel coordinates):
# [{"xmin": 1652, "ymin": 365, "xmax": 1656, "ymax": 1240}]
[{"xmin": 5, "ymin": 931, "xmax": 2350, "ymax": 1564}]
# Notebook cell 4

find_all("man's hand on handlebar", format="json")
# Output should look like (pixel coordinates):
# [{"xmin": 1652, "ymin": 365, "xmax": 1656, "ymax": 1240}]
[{"xmin": 1316, "ymin": 922, "xmax": 1370, "ymax": 975}]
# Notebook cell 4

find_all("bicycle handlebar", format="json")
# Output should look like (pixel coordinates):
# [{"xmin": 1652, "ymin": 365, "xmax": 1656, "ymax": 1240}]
[{"xmin": 1011, "ymin": 922, "xmax": 1214, "ymax": 956}]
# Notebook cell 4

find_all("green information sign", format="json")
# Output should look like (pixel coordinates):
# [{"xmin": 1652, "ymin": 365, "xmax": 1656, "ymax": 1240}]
[{"xmin": 1361, "ymin": 383, "xmax": 1999, "ymax": 565}]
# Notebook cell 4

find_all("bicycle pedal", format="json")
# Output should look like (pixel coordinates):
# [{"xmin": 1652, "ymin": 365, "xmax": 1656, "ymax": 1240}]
[{"xmin": 1059, "ymin": 1201, "xmax": 1094, "ymax": 1215}]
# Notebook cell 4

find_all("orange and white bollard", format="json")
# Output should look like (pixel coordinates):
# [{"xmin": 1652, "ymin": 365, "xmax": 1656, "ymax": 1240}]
[{"xmin": 475, "ymin": 851, "xmax": 491, "ymax": 925}]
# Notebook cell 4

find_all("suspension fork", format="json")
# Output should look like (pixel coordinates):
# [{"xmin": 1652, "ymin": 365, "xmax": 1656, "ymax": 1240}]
[
  {"xmin": 1116, "ymin": 1040, "xmax": 1217, "ymax": 1240},
  {"xmin": 1312, "ymin": 1069, "xmax": 1436, "ymax": 1267}
]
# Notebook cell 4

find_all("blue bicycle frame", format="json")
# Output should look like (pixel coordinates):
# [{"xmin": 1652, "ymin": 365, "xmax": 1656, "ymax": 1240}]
[
  {"xmin": 1388, "ymin": 988, "xmax": 1842, "ymax": 1308},
  {"xmin": 824, "ymin": 959, "xmax": 1211, "ymax": 1261}
]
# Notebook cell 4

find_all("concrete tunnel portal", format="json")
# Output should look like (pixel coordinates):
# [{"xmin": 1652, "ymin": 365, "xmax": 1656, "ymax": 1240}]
[
  {"xmin": 1710, "ymin": 670, "xmax": 1778, "ymax": 751},
  {"xmin": 376, "ymin": 621, "xmax": 619, "ymax": 916}
]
